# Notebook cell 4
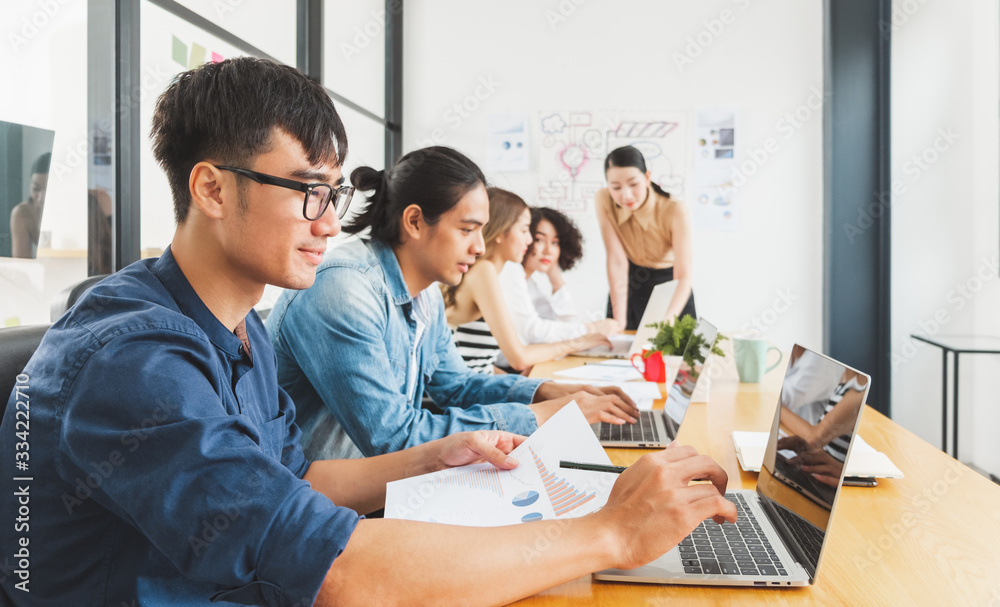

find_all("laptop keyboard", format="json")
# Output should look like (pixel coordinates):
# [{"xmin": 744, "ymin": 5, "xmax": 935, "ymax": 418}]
[
  {"xmin": 677, "ymin": 493, "xmax": 787, "ymax": 576},
  {"xmin": 599, "ymin": 411, "xmax": 661, "ymax": 443},
  {"xmin": 770, "ymin": 499, "xmax": 825, "ymax": 564}
]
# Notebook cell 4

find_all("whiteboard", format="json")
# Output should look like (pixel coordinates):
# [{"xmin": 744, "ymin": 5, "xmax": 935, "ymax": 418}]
[{"xmin": 536, "ymin": 110, "xmax": 688, "ymax": 212}]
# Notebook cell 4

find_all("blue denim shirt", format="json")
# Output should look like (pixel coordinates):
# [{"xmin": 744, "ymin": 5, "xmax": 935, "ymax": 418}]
[
  {"xmin": 0, "ymin": 248, "xmax": 359, "ymax": 606},
  {"xmin": 267, "ymin": 238, "xmax": 541, "ymax": 460}
]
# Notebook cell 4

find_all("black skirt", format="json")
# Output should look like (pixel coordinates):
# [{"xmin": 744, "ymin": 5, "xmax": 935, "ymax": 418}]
[{"xmin": 606, "ymin": 262, "xmax": 696, "ymax": 331}]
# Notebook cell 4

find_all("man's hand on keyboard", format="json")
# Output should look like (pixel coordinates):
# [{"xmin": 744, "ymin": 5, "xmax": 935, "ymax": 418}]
[
  {"xmin": 529, "ymin": 387, "xmax": 639, "ymax": 426},
  {"xmin": 593, "ymin": 443, "xmax": 737, "ymax": 570}
]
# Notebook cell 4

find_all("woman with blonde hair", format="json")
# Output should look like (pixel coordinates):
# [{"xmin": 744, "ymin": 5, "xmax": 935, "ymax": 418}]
[{"xmin": 446, "ymin": 187, "xmax": 611, "ymax": 374}]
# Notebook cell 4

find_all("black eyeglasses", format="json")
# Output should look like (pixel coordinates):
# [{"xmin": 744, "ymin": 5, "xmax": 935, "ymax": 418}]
[{"xmin": 215, "ymin": 165, "xmax": 354, "ymax": 220}]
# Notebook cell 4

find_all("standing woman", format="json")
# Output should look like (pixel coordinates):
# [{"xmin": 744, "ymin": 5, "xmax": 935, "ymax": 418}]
[
  {"xmin": 596, "ymin": 145, "xmax": 695, "ymax": 330},
  {"xmin": 445, "ymin": 188, "xmax": 610, "ymax": 374}
]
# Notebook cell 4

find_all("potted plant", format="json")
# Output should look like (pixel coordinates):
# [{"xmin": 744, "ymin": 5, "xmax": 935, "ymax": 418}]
[
  {"xmin": 633, "ymin": 315, "xmax": 727, "ymax": 385},
  {"xmin": 646, "ymin": 314, "xmax": 727, "ymax": 368}
]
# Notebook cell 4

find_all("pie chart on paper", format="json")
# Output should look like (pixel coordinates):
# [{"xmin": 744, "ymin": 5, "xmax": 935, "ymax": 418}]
[{"xmin": 512, "ymin": 490, "xmax": 540, "ymax": 507}]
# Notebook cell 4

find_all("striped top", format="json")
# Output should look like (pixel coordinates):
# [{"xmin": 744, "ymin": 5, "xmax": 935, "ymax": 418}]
[
  {"xmin": 453, "ymin": 318, "xmax": 500, "ymax": 374},
  {"xmin": 820, "ymin": 376, "xmax": 867, "ymax": 461}
]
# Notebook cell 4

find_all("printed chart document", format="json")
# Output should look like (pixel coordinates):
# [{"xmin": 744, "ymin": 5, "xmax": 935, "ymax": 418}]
[{"xmin": 385, "ymin": 403, "xmax": 616, "ymax": 526}]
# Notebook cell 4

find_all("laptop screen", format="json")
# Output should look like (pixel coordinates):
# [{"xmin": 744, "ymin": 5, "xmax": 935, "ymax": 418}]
[
  {"xmin": 1, "ymin": 120, "xmax": 55, "ymax": 259},
  {"xmin": 756, "ymin": 344, "xmax": 870, "ymax": 580},
  {"xmin": 663, "ymin": 318, "xmax": 718, "ymax": 436}
]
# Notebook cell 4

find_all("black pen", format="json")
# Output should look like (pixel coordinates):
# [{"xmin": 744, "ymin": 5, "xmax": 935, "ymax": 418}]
[
  {"xmin": 842, "ymin": 476, "xmax": 878, "ymax": 487},
  {"xmin": 559, "ymin": 460, "xmax": 627, "ymax": 474},
  {"xmin": 560, "ymin": 460, "xmax": 711, "ymax": 483}
]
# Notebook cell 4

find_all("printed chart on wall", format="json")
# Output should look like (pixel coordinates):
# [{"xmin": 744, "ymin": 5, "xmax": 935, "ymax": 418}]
[
  {"xmin": 692, "ymin": 109, "xmax": 738, "ymax": 231},
  {"xmin": 485, "ymin": 113, "xmax": 530, "ymax": 172},
  {"xmin": 384, "ymin": 404, "xmax": 615, "ymax": 526},
  {"xmin": 536, "ymin": 110, "xmax": 688, "ymax": 213}
]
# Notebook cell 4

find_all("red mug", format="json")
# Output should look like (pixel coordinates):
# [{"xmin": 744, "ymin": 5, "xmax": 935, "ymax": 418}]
[{"xmin": 631, "ymin": 349, "xmax": 666, "ymax": 383}]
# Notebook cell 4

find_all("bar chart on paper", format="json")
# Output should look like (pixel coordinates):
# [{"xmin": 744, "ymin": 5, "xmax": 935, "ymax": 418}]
[
  {"xmin": 430, "ymin": 467, "xmax": 504, "ymax": 497},
  {"xmin": 529, "ymin": 447, "xmax": 597, "ymax": 517},
  {"xmin": 384, "ymin": 403, "xmax": 615, "ymax": 526}
]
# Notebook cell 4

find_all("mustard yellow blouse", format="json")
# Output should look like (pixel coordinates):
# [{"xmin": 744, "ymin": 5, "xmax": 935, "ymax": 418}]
[{"xmin": 596, "ymin": 185, "xmax": 679, "ymax": 270}]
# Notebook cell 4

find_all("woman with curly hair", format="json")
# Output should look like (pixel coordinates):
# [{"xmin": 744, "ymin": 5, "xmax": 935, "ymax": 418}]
[{"xmin": 499, "ymin": 206, "xmax": 618, "ymax": 345}]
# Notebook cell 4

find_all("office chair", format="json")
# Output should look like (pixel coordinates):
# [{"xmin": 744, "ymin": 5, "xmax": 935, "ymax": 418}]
[
  {"xmin": 0, "ymin": 324, "xmax": 49, "ymax": 420},
  {"xmin": 50, "ymin": 274, "xmax": 109, "ymax": 321}
]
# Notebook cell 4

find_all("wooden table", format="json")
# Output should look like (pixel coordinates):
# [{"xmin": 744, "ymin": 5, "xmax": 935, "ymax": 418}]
[{"xmin": 518, "ymin": 355, "xmax": 1000, "ymax": 606}]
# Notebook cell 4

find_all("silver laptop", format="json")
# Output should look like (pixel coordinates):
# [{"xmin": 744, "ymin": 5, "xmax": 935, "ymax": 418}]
[
  {"xmin": 594, "ymin": 345, "xmax": 871, "ymax": 587},
  {"xmin": 571, "ymin": 281, "xmax": 677, "ymax": 359},
  {"xmin": 591, "ymin": 318, "xmax": 718, "ymax": 448}
]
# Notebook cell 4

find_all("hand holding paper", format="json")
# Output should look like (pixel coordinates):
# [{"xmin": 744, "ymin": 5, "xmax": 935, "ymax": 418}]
[
  {"xmin": 434, "ymin": 430, "xmax": 526, "ymax": 471},
  {"xmin": 386, "ymin": 403, "xmax": 617, "ymax": 526}
]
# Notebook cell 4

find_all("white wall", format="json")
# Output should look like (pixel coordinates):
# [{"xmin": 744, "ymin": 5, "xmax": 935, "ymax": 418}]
[
  {"xmin": 402, "ymin": 0, "xmax": 824, "ymax": 352},
  {"xmin": 891, "ymin": 0, "xmax": 1000, "ymax": 475}
]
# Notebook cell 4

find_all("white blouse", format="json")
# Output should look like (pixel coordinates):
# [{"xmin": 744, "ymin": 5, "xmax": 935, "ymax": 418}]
[{"xmin": 498, "ymin": 262, "xmax": 587, "ymax": 344}]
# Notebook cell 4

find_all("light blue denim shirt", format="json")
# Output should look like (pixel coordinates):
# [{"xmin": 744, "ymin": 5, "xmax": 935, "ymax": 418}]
[{"xmin": 266, "ymin": 238, "xmax": 542, "ymax": 460}]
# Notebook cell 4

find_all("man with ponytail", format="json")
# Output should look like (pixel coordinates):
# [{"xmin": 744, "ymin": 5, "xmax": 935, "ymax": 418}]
[
  {"xmin": 268, "ymin": 146, "xmax": 640, "ymax": 462},
  {"xmin": 1, "ymin": 58, "xmax": 737, "ymax": 607}
]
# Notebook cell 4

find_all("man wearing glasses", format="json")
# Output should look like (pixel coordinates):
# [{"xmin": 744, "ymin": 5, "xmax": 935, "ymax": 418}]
[{"xmin": 0, "ymin": 57, "xmax": 734, "ymax": 606}]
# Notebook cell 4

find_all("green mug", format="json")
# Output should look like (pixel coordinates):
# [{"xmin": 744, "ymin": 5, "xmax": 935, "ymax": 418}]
[{"xmin": 734, "ymin": 338, "xmax": 783, "ymax": 383}]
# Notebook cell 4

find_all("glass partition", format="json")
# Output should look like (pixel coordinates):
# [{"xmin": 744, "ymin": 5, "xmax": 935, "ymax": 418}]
[
  {"xmin": 138, "ymin": 0, "xmax": 253, "ymax": 255},
  {"xmin": 0, "ymin": 2, "xmax": 90, "ymax": 326},
  {"xmin": 172, "ymin": 0, "xmax": 296, "ymax": 64}
]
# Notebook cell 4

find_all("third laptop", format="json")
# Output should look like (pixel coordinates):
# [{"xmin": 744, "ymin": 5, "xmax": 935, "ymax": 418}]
[{"xmin": 591, "ymin": 317, "xmax": 718, "ymax": 448}]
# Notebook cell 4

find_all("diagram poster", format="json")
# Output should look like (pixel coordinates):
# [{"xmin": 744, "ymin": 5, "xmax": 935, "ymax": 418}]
[
  {"xmin": 692, "ymin": 169, "xmax": 737, "ymax": 231},
  {"xmin": 536, "ymin": 110, "xmax": 688, "ymax": 212}
]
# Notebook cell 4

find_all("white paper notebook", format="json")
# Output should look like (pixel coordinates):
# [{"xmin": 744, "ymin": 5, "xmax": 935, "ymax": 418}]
[
  {"xmin": 732, "ymin": 431, "xmax": 904, "ymax": 478},
  {"xmin": 552, "ymin": 363, "xmax": 643, "ymax": 383}
]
